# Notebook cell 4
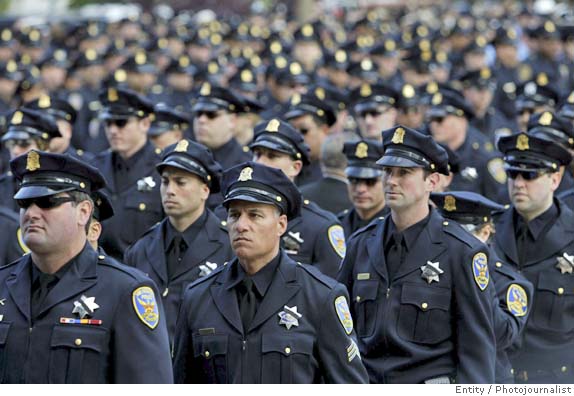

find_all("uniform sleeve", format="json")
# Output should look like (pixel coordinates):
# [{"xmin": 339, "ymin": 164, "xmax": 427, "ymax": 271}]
[
  {"xmin": 316, "ymin": 283, "xmax": 369, "ymax": 384},
  {"xmin": 452, "ymin": 247, "xmax": 496, "ymax": 383},
  {"xmin": 313, "ymin": 220, "xmax": 346, "ymax": 278},
  {"xmin": 111, "ymin": 280, "xmax": 173, "ymax": 383}
]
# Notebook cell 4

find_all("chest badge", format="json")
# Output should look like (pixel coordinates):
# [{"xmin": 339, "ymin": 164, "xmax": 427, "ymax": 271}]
[
  {"xmin": 0, "ymin": 298, "xmax": 5, "ymax": 306},
  {"xmin": 137, "ymin": 176, "xmax": 157, "ymax": 192},
  {"xmin": 199, "ymin": 261, "xmax": 218, "ymax": 277},
  {"xmin": 72, "ymin": 295, "xmax": 100, "ymax": 319},
  {"xmin": 556, "ymin": 252, "xmax": 574, "ymax": 274},
  {"xmin": 278, "ymin": 305, "xmax": 302, "ymax": 330},
  {"xmin": 420, "ymin": 261, "xmax": 444, "ymax": 284}
]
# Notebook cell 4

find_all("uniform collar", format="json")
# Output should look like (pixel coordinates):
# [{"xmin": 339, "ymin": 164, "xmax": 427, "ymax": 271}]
[
  {"xmin": 384, "ymin": 210, "xmax": 431, "ymax": 251},
  {"xmin": 164, "ymin": 209, "xmax": 208, "ymax": 252},
  {"xmin": 514, "ymin": 200, "xmax": 559, "ymax": 241},
  {"xmin": 227, "ymin": 250, "xmax": 281, "ymax": 298}
]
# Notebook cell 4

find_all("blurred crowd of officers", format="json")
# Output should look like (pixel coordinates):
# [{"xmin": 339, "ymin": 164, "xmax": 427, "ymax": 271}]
[{"xmin": 1, "ymin": 0, "xmax": 574, "ymax": 385}]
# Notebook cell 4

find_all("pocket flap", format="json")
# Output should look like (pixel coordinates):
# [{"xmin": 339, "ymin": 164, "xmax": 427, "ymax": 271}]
[
  {"xmin": 50, "ymin": 325, "xmax": 107, "ymax": 352},
  {"xmin": 193, "ymin": 334, "xmax": 228, "ymax": 358},
  {"xmin": 401, "ymin": 283, "xmax": 450, "ymax": 311},
  {"xmin": 0, "ymin": 322, "xmax": 11, "ymax": 344},
  {"xmin": 262, "ymin": 333, "xmax": 314, "ymax": 356},
  {"xmin": 353, "ymin": 280, "xmax": 378, "ymax": 302},
  {"xmin": 538, "ymin": 272, "xmax": 574, "ymax": 295}
]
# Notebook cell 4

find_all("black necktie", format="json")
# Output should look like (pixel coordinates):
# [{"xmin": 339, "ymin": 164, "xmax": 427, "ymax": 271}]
[
  {"xmin": 31, "ymin": 272, "xmax": 58, "ymax": 318},
  {"xmin": 516, "ymin": 220, "xmax": 529, "ymax": 267},
  {"xmin": 238, "ymin": 277, "xmax": 257, "ymax": 332},
  {"xmin": 386, "ymin": 231, "xmax": 405, "ymax": 280},
  {"xmin": 167, "ymin": 235, "xmax": 187, "ymax": 279}
]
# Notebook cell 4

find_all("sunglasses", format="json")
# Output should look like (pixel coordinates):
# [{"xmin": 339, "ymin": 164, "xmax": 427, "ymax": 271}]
[
  {"xmin": 299, "ymin": 127, "xmax": 310, "ymax": 135},
  {"xmin": 105, "ymin": 119, "xmax": 130, "ymax": 128},
  {"xmin": 4, "ymin": 139, "xmax": 35, "ymax": 150},
  {"xmin": 349, "ymin": 177, "xmax": 380, "ymax": 187},
  {"xmin": 429, "ymin": 116, "xmax": 445, "ymax": 123},
  {"xmin": 505, "ymin": 169, "xmax": 550, "ymax": 181},
  {"xmin": 16, "ymin": 195, "xmax": 76, "ymax": 210},
  {"xmin": 196, "ymin": 110, "xmax": 224, "ymax": 120}
]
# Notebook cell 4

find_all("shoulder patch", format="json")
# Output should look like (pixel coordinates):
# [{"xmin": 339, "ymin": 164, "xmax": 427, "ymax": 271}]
[
  {"xmin": 506, "ymin": 284, "xmax": 528, "ymax": 317},
  {"xmin": 472, "ymin": 252, "xmax": 489, "ymax": 291},
  {"xmin": 487, "ymin": 158, "xmax": 507, "ymax": 184},
  {"xmin": 335, "ymin": 296, "xmax": 353, "ymax": 335},
  {"xmin": 328, "ymin": 225, "xmax": 346, "ymax": 258},
  {"xmin": 132, "ymin": 286, "xmax": 160, "ymax": 329}
]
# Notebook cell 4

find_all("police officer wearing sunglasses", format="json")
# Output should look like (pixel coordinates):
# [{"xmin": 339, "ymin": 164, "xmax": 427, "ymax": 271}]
[
  {"xmin": 493, "ymin": 132, "xmax": 574, "ymax": 383},
  {"xmin": 0, "ymin": 150, "xmax": 172, "ymax": 383}
]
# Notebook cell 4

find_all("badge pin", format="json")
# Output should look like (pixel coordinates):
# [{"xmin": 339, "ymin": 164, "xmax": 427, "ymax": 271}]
[
  {"xmin": 0, "ymin": 315, "xmax": 3, "ymax": 322},
  {"xmin": 420, "ymin": 261, "xmax": 444, "ymax": 284},
  {"xmin": 199, "ymin": 261, "xmax": 218, "ymax": 277},
  {"xmin": 0, "ymin": 298, "xmax": 5, "ymax": 306},
  {"xmin": 556, "ymin": 252, "xmax": 574, "ymax": 274},
  {"xmin": 278, "ymin": 305, "xmax": 302, "ymax": 330},
  {"xmin": 72, "ymin": 295, "xmax": 100, "ymax": 319},
  {"xmin": 137, "ymin": 176, "xmax": 156, "ymax": 192}
]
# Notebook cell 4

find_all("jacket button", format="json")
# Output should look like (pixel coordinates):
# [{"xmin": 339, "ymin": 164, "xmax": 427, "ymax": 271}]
[
  {"xmin": 558, "ymin": 287, "xmax": 565, "ymax": 295},
  {"xmin": 75, "ymin": 338, "xmax": 82, "ymax": 346},
  {"xmin": 139, "ymin": 203, "xmax": 146, "ymax": 211},
  {"xmin": 356, "ymin": 296, "xmax": 361, "ymax": 302},
  {"xmin": 204, "ymin": 350, "xmax": 210, "ymax": 358},
  {"xmin": 421, "ymin": 302, "xmax": 428, "ymax": 310},
  {"xmin": 496, "ymin": 262, "xmax": 502, "ymax": 268},
  {"xmin": 285, "ymin": 347, "xmax": 291, "ymax": 354},
  {"xmin": 562, "ymin": 366, "xmax": 568, "ymax": 373}
]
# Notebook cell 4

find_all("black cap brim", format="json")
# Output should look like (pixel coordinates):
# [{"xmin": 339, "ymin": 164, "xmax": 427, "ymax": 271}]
[
  {"xmin": 376, "ymin": 155, "xmax": 426, "ymax": 168},
  {"xmin": 14, "ymin": 185, "xmax": 76, "ymax": 200},
  {"xmin": 345, "ymin": 166, "xmax": 383, "ymax": 178}
]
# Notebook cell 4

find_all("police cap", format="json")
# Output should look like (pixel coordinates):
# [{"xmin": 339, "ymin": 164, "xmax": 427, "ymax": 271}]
[
  {"xmin": 98, "ymin": 87, "xmax": 154, "ymax": 120},
  {"xmin": 221, "ymin": 161, "xmax": 302, "ymax": 220},
  {"xmin": 284, "ymin": 91, "xmax": 337, "ymax": 127},
  {"xmin": 343, "ymin": 140, "xmax": 385, "ymax": 178},
  {"xmin": 497, "ymin": 132, "xmax": 572, "ymax": 172},
  {"xmin": 2, "ymin": 108, "xmax": 61, "ymax": 143},
  {"xmin": 378, "ymin": 125, "xmax": 450, "ymax": 175},
  {"xmin": 250, "ymin": 118, "xmax": 310, "ymax": 165},
  {"xmin": 192, "ymin": 82, "xmax": 243, "ymax": 113},
  {"xmin": 156, "ymin": 139, "xmax": 222, "ymax": 193},
  {"xmin": 26, "ymin": 94, "xmax": 77, "ymax": 124},
  {"xmin": 515, "ymin": 77, "xmax": 559, "ymax": 111},
  {"xmin": 527, "ymin": 111, "xmax": 574, "ymax": 149},
  {"xmin": 427, "ymin": 88, "xmax": 475, "ymax": 119},
  {"xmin": 11, "ymin": 150, "xmax": 106, "ymax": 200},
  {"xmin": 351, "ymin": 83, "xmax": 398, "ymax": 115},
  {"xmin": 431, "ymin": 191, "xmax": 505, "ymax": 225},
  {"xmin": 148, "ymin": 103, "xmax": 189, "ymax": 136},
  {"xmin": 91, "ymin": 190, "xmax": 114, "ymax": 222}
]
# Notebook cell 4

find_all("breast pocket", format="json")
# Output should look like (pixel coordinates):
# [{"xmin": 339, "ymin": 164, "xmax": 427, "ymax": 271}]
[
  {"xmin": 121, "ymin": 190, "xmax": 163, "ymax": 242},
  {"xmin": 397, "ymin": 283, "xmax": 451, "ymax": 345},
  {"xmin": 261, "ymin": 333, "xmax": 315, "ymax": 384},
  {"xmin": 49, "ymin": 325, "xmax": 108, "ymax": 384},
  {"xmin": 352, "ymin": 280, "xmax": 379, "ymax": 338},
  {"xmin": 0, "ymin": 322, "xmax": 11, "ymax": 383},
  {"xmin": 192, "ymin": 334, "xmax": 228, "ymax": 384},
  {"xmin": 532, "ymin": 272, "xmax": 574, "ymax": 332}
]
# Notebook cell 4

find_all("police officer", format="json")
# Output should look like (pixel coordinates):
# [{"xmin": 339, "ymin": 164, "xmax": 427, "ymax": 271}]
[
  {"xmin": 147, "ymin": 103, "xmax": 190, "ymax": 150},
  {"xmin": 249, "ymin": 118, "xmax": 346, "ymax": 278},
  {"xmin": 427, "ymin": 88, "xmax": 508, "ymax": 203},
  {"xmin": 0, "ymin": 108, "xmax": 61, "ymax": 212},
  {"xmin": 0, "ymin": 205, "xmax": 28, "ymax": 266},
  {"xmin": 90, "ymin": 87, "xmax": 163, "ymax": 260},
  {"xmin": 350, "ymin": 82, "xmax": 398, "ymax": 143},
  {"xmin": 337, "ymin": 125, "xmax": 495, "ymax": 383},
  {"xmin": 431, "ymin": 191, "xmax": 534, "ymax": 384},
  {"xmin": 192, "ymin": 82, "xmax": 251, "ymax": 171},
  {"xmin": 87, "ymin": 190, "xmax": 114, "ymax": 254},
  {"xmin": 124, "ymin": 139, "xmax": 233, "ymax": 343},
  {"xmin": 338, "ymin": 140, "xmax": 388, "ymax": 238},
  {"xmin": 0, "ymin": 150, "xmax": 172, "ymax": 383},
  {"xmin": 172, "ymin": 161, "xmax": 369, "ymax": 383},
  {"xmin": 514, "ymin": 75, "xmax": 560, "ymax": 133},
  {"xmin": 494, "ymin": 132, "xmax": 574, "ymax": 384}
]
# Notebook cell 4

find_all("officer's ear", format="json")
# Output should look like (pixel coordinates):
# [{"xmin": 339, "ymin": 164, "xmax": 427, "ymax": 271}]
[
  {"xmin": 87, "ymin": 219, "xmax": 102, "ymax": 251},
  {"xmin": 276, "ymin": 212, "xmax": 288, "ymax": 237},
  {"xmin": 549, "ymin": 170, "xmax": 563, "ymax": 192},
  {"xmin": 77, "ymin": 199, "xmax": 94, "ymax": 229},
  {"xmin": 290, "ymin": 159, "xmax": 303, "ymax": 177},
  {"xmin": 139, "ymin": 116, "xmax": 151, "ymax": 131},
  {"xmin": 424, "ymin": 171, "xmax": 440, "ymax": 193}
]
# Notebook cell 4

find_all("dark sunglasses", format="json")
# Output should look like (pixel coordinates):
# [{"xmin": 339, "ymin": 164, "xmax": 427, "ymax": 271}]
[
  {"xmin": 349, "ymin": 177, "xmax": 379, "ymax": 187},
  {"xmin": 517, "ymin": 108, "xmax": 534, "ymax": 117},
  {"xmin": 429, "ymin": 116, "xmax": 445, "ymax": 124},
  {"xmin": 4, "ymin": 139, "xmax": 35, "ymax": 150},
  {"xmin": 105, "ymin": 119, "xmax": 129, "ymax": 128},
  {"xmin": 16, "ymin": 195, "xmax": 76, "ymax": 210},
  {"xmin": 299, "ymin": 127, "xmax": 310, "ymax": 135},
  {"xmin": 505, "ymin": 169, "xmax": 550, "ymax": 181},
  {"xmin": 196, "ymin": 110, "xmax": 223, "ymax": 120}
]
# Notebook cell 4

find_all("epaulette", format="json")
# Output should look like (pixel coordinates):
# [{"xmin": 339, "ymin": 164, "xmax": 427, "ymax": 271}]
[
  {"xmin": 337, "ymin": 208, "xmax": 350, "ymax": 220},
  {"xmin": 296, "ymin": 261, "xmax": 337, "ymax": 289},
  {"xmin": 301, "ymin": 198, "xmax": 338, "ymax": 222},
  {"xmin": 218, "ymin": 219, "xmax": 228, "ymax": 231},
  {"xmin": 441, "ymin": 219, "xmax": 481, "ymax": 249}
]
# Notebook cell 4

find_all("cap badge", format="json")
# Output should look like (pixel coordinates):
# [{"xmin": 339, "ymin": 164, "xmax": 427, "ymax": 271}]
[
  {"xmin": 289, "ymin": 62, "xmax": 302, "ymax": 75},
  {"xmin": 392, "ymin": 127, "xmax": 405, "ymax": 144},
  {"xmin": 539, "ymin": 111, "xmax": 553, "ymax": 126},
  {"xmin": 6, "ymin": 60, "xmax": 16, "ymax": 72},
  {"xmin": 360, "ymin": 83, "xmax": 372, "ymax": 97},
  {"xmin": 26, "ymin": 151, "xmax": 41, "ymax": 172},
  {"xmin": 302, "ymin": 24, "xmax": 314, "ymax": 37},
  {"xmin": 174, "ymin": 140, "xmax": 189, "ymax": 152},
  {"xmin": 315, "ymin": 87, "xmax": 325, "ymax": 100},
  {"xmin": 537, "ymin": 73, "xmax": 548, "ymax": 86},
  {"xmin": 238, "ymin": 167, "xmax": 253, "ymax": 182},
  {"xmin": 86, "ymin": 48, "xmax": 97, "ymax": 61},
  {"xmin": 444, "ymin": 195, "xmax": 457, "ymax": 212},
  {"xmin": 114, "ymin": 69, "xmax": 127, "ymax": 82},
  {"xmin": 135, "ymin": 51, "xmax": 146, "ymax": 65},
  {"xmin": 208, "ymin": 62, "xmax": 219, "ymax": 74},
  {"xmin": 108, "ymin": 88, "xmax": 119, "ymax": 102},
  {"xmin": 426, "ymin": 82, "xmax": 438, "ymax": 94},
  {"xmin": 270, "ymin": 41, "xmax": 282, "ymax": 54},
  {"xmin": 179, "ymin": 56, "xmax": 190, "ymax": 67},
  {"xmin": 355, "ymin": 142, "xmax": 369, "ymax": 159},
  {"xmin": 200, "ymin": 82, "xmax": 211, "ymax": 96},
  {"xmin": 480, "ymin": 68, "xmax": 491, "ymax": 79},
  {"xmin": 39, "ymin": 95, "xmax": 51, "ymax": 108},
  {"xmin": 516, "ymin": 134, "xmax": 530, "ymax": 151},
  {"xmin": 290, "ymin": 93, "xmax": 301, "ymax": 106},
  {"xmin": 402, "ymin": 84, "xmax": 415, "ymax": 98},
  {"xmin": 335, "ymin": 50, "xmax": 347, "ymax": 63},
  {"xmin": 544, "ymin": 21, "xmax": 556, "ymax": 33},
  {"xmin": 11, "ymin": 110, "xmax": 23, "ymax": 125},
  {"xmin": 265, "ymin": 119, "xmax": 280, "ymax": 132},
  {"xmin": 240, "ymin": 69, "xmax": 253, "ymax": 82},
  {"xmin": 385, "ymin": 39, "xmax": 396, "ymax": 51},
  {"xmin": 431, "ymin": 93, "xmax": 442, "ymax": 105}
]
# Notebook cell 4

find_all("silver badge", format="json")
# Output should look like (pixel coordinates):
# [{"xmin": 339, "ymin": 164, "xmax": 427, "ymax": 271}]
[
  {"xmin": 137, "ymin": 176, "xmax": 157, "ymax": 192},
  {"xmin": 0, "ymin": 315, "xmax": 3, "ymax": 322},
  {"xmin": 283, "ymin": 232, "xmax": 304, "ymax": 255},
  {"xmin": 199, "ymin": 261, "xmax": 218, "ymax": 277},
  {"xmin": 278, "ymin": 305, "xmax": 302, "ymax": 330},
  {"xmin": 556, "ymin": 252, "xmax": 574, "ymax": 274},
  {"xmin": 0, "ymin": 299, "xmax": 5, "ymax": 306},
  {"xmin": 72, "ymin": 295, "xmax": 100, "ymax": 319},
  {"xmin": 420, "ymin": 261, "xmax": 444, "ymax": 284},
  {"xmin": 461, "ymin": 167, "xmax": 478, "ymax": 181}
]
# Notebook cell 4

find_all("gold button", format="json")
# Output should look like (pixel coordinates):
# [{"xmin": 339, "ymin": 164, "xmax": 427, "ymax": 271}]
[
  {"xmin": 442, "ymin": 221, "xmax": 449, "ymax": 226},
  {"xmin": 421, "ymin": 302, "xmax": 428, "ymax": 310},
  {"xmin": 496, "ymin": 262, "xmax": 502, "ymax": 268},
  {"xmin": 75, "ymin": 338, "xmax": 82, "ymax": 346},
  {"xmin": 139, "ymin": 203, "xmax": 146, "ymax": 211},
  {"xmin": 558, "ymin": 287, "xmax": 565, "ymax": 295},
  {"xmin": 356, "ymin": 296, "xmax": 361, "ymax": 302},
  {"xmin": 304, "ymin": 200, "xmax": 310, "ymax": 205},
  {"xmin": 98, "ymin": 255, "xmax": 105, "ymax": 260},
  {"xmin": 285, "ymin": 347, "xmax": 291, "ymax": 354},
  {"xmin": 562, "ymin": 366, "xmax": 568, "ymax": 373},
  {"xmin": 204, "ymin": 350, "xmax": 210, "ymax": 358},
  {"xmin": 510, "ymin": 368, "xmax": 515, "ymax": 375}
]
